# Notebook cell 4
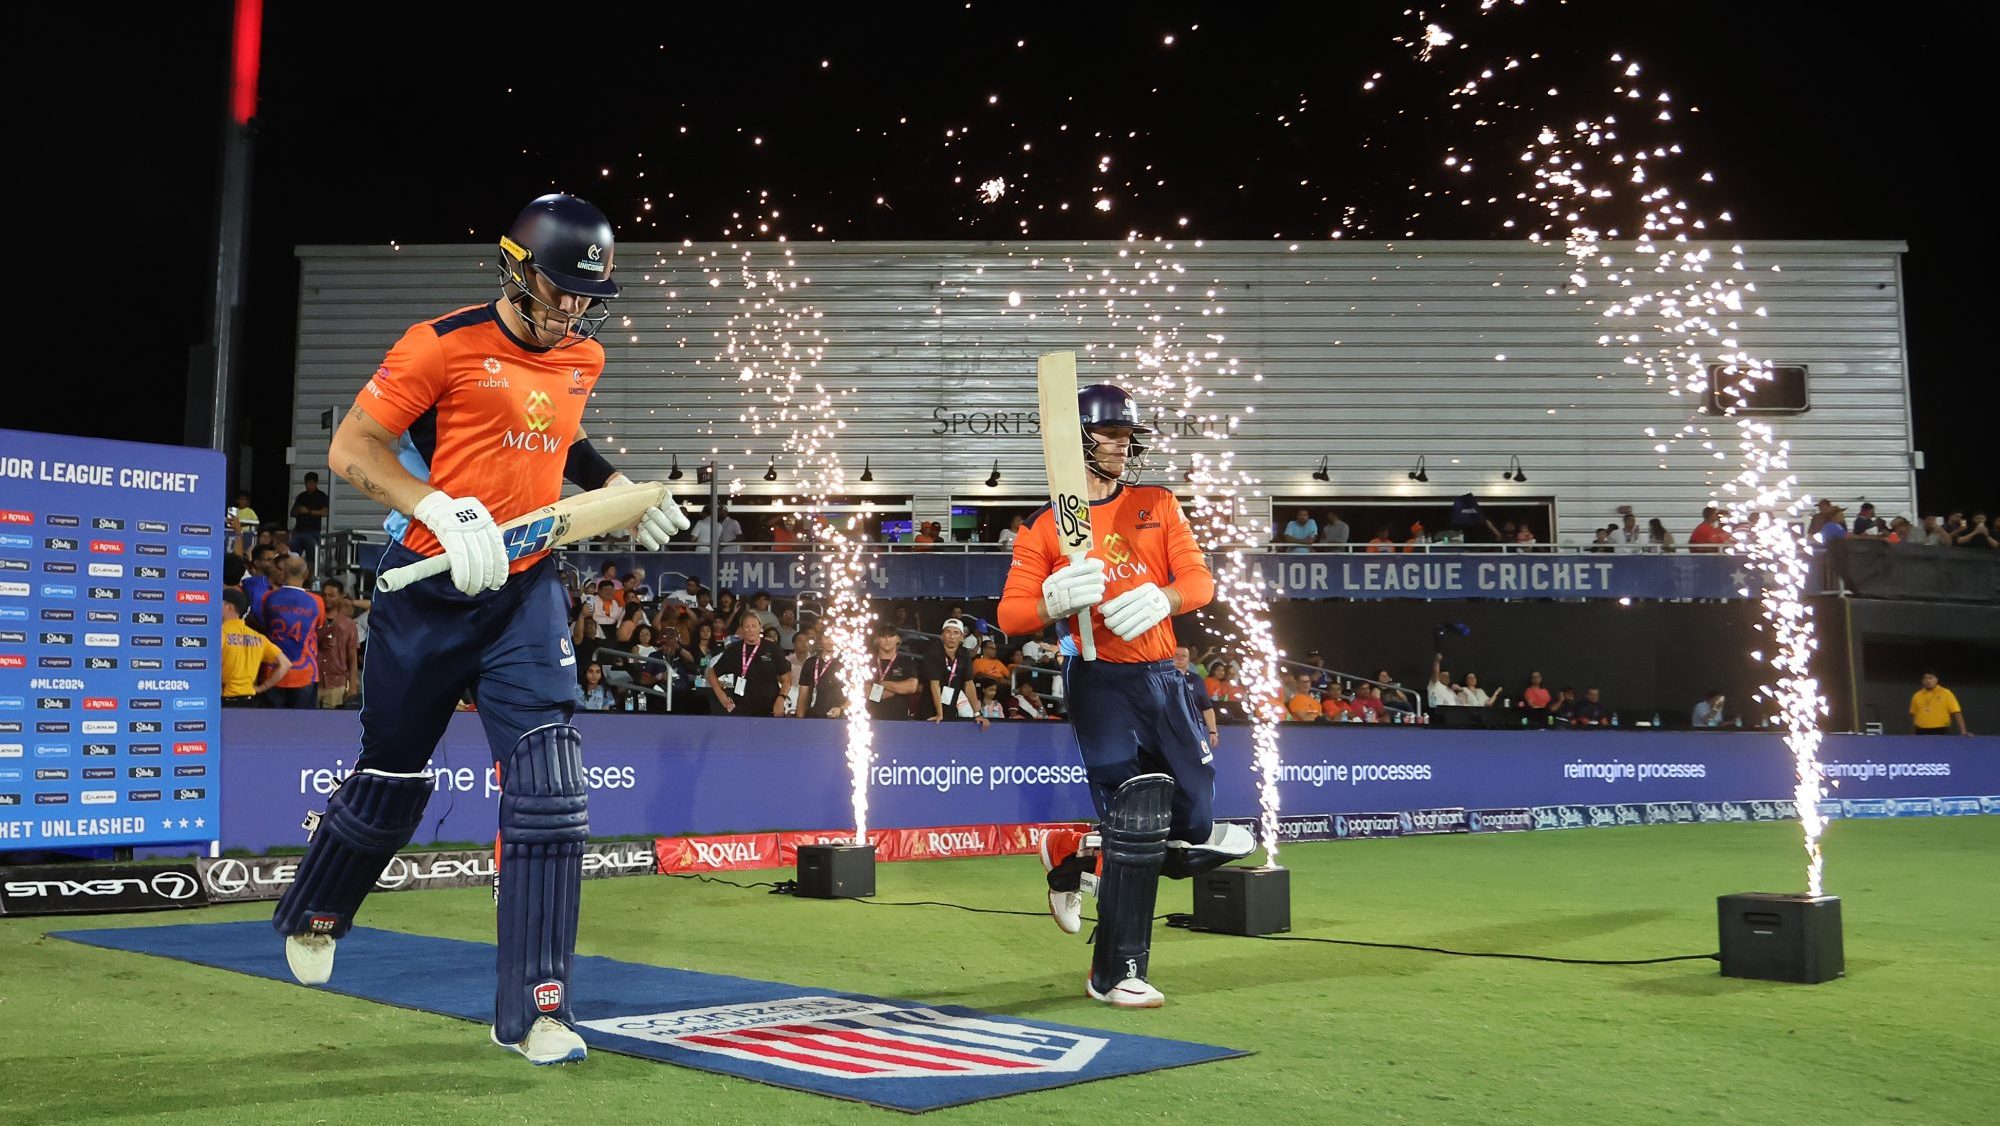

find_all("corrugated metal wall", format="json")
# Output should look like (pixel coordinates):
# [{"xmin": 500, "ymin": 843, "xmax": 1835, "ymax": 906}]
[{"xmin": 291, "ymin": 239, "xmax": 1915, "ymax": 543}]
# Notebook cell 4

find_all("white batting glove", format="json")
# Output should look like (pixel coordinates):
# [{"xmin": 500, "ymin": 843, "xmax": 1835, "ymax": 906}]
[
  {"xmin": 1100, "ymin": 582, "xmax": 1173, "ymax": 641},
  {"xmin": 610, "ymin": 475, "xmax": 692, "ymax": 549},
  {"xmin": 412, "ymin": 491, "xmax": 507, "ymax": 595},
  {"xmin": 1041, "ymin": 557, "xmax": 1107, "ymax": 621}
]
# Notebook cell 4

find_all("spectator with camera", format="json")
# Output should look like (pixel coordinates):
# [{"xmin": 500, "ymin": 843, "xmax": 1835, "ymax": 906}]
[
  {"xmin": 1955, "ymin": 513, "xmax": 1997, "ymax": 549},
  {"xmin": 1691, "ymin": 691, "xmax": 1727, "ymax": 728}
]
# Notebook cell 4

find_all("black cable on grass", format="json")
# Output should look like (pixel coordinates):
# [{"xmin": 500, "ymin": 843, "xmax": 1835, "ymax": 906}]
[
  {"xmin": 671, "ymin": 874, "xmax": 1716, "ymax": 966},
  {"xmin": 1239, "ymin": 933, "xmax": 1719, "ymax": 966},
  {"xmin": 662, "ymin": 872, "xmax": 785, "ymax": 892}
]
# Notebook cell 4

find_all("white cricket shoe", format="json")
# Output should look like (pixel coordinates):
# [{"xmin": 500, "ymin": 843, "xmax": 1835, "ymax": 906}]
[
  {"xmin": 284, "ymin": 933, "xmax": 335, "ymax": 986},
  {"xmin": 1040, "ymin": 827, "xmax": 1089, "ymax": 935},
  {"xmin": 492, "ymin": 1017, "xmax": 589, "ymax": 1066},
  {"xmin": 1048, "ymin": 888, "xmax": 1083, "ymax": 935},
  {"xmin": 1086, "ymin": 975, "xmax": 1165, "ymax": 1009}
]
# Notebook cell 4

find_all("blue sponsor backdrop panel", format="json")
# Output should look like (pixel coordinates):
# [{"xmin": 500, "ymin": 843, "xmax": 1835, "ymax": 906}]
[
  {"xmin": 216, "ymin": 712, "xmax": 1999, "ymax": 853},
  {"xmin": 0, "ymin": 429, "xmax": 224, "ymax": 849},
  {"xmin": 553, "ymin": 549, "xmax": 1761, "ymax": 602}
]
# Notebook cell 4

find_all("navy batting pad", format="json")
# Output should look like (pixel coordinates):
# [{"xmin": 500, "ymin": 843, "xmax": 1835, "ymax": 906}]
[{"xmin": 55, "ymin": 922, "xmax": 1246, "ymax": 1112}]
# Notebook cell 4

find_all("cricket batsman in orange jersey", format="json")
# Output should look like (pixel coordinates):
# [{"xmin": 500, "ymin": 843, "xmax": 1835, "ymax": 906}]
[
  {"xmin": 999, "ymin": 384, "xmax": 1255, "ymax": 1007},
  {"xmin": 270, "ymin": 195, "xmax": 689, "ymax": 1065}
]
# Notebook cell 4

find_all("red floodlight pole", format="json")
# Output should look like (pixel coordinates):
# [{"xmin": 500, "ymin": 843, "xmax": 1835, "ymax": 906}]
[{"xmin": 191, "ymin": 0, "xmax": 262, "ymax": 466}]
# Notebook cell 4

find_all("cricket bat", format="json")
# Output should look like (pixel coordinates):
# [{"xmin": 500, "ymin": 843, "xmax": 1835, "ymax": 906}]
[
  {"xmin": 374, "ymin": 481, "xmax": 670, "ymax": 593},
  {"xmin": 1036, "ymin": 350, "xmax": 1098, "ymax": 661}
]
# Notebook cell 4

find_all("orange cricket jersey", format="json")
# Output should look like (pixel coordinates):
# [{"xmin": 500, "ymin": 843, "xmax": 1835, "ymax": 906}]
[
  {"xmin": 998, "ymin": 483, "xmax": 1214, "ymax": 663},
  {"xmin": 352, "ymin": 303, "xmax": 603, "ymax": 573}
]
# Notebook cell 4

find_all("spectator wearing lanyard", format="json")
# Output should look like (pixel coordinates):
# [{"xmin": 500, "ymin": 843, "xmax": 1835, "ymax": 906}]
[
  {"xmin": 865, "ymin": 622, "xmax": 924, "ymax": 720},
  {"xmin": 797, "ymin": 631, "xmax": 849, "ymax": 718},
  {"xmin": 924, "ymin": 619, "xmax": 989, "ymax": 729},
  {"xmin": 708, "ymin": 614, "xmax": 789, "ymax": 717}
]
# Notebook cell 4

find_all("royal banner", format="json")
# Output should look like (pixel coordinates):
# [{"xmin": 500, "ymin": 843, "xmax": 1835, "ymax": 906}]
[{"xmin": 654, "ymin": 822, "xmax": 1089, "ymax": 874}]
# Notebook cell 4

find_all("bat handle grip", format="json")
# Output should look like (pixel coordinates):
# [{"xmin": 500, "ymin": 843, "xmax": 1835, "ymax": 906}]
[
  {"xmin": 375, "ymin": 553, "xmax": 452, "ymax": 594},
  {"xmin": 1069, "ymin": 550, "xmax": 1098, "ymax": 662}
]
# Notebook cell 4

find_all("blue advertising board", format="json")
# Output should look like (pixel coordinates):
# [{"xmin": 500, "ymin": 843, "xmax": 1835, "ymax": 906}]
[
  {"xmin": 557, "ymin": 547, "xmax": 1762, "ymax": 602},
  {"xmin": 0, "ymin": 429, "xmax": 224, "ymax": 849},
  {"xmin": 215, "ymin": 712, "xmax": 1998, "ymax": 853}
]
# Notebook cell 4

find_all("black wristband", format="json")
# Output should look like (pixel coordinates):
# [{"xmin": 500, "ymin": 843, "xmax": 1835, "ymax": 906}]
[{"xmin": 565, "ymin": 439, "xmax": 618, "ymax": 491}]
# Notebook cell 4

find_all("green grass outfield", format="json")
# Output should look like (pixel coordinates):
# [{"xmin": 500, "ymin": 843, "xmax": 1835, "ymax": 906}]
[{"xmin": 5, "ymin": 818, "xmax": 1994, "ymax": 1124}]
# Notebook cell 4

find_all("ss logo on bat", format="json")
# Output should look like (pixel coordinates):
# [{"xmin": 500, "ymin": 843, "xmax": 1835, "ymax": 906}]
[{"xmin": 502, "ymin": 514, "xmax": 571, "ymax": 560}]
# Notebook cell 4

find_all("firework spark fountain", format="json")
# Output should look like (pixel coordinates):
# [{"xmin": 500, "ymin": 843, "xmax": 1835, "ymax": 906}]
[
  {"xmin": 704, "ymin": 239, "xmax": 881, "ymax": 842},
  {"xmin": 1389, "ymin": 11, "xmax": 1833, "ymax": 893}
]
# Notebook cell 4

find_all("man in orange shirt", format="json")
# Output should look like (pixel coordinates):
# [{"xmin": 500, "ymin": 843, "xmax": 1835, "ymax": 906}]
[
  {"xmin": 1286, "ymin": 675, "xmax": 1324, "ymax": 723},
  {"xmin": 1000, "ymin": 383, "xmax": 1254, "ymax": 1008},
  {"xmin": 270, "ymin": 195, "xmax": 689, "ymax": 1066}
]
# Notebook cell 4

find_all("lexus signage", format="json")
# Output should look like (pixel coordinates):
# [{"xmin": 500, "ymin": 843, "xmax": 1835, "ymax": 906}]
[
  {"xmin": 194, "ymin": 840, "xmax": 659, "ymax": 903},
  {"xmin": 0, "ymin": 862, "xmax": 208, "ymax": 916}
]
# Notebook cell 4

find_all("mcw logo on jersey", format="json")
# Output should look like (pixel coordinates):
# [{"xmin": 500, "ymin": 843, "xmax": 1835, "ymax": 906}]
[
  {"xmin": 580, "ymin": 997, "xmax": 1106, "ymax": 1079},
  {"xmin": 1096, "ymin": 532, "xmax": 1150, "ymax": 582},
  {"xmin": 502, "ymin": 389, "xmax": 561, "ymax": 452}
]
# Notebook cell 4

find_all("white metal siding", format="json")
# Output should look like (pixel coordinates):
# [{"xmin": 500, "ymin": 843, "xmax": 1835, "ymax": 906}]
[{"xmin": 291, "ymin": 239, "xmax": 1915, "ymax": 543}]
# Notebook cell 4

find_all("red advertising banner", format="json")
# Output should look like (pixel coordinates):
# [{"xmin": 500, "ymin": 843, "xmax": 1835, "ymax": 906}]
[
  {"xmin": 654, "ymin": 822, "xmax": 1090, "ymax": 874},
  {"xmin": 652, "ymin": 832, "xmax": 783, "ymax": 873}
]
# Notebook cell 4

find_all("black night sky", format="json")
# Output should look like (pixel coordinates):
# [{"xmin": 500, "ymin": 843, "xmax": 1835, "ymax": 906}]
[{"xmin": 31, "ymin": 2, "xmax": 1992, "ymax": 515}]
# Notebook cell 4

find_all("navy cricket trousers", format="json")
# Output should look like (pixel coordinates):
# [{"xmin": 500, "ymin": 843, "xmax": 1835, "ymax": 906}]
[
  {"xmin": 355, "ymin": 545, "xmax": 577, "ymax": 774},
  {"xmin": 1062, "ymin": 656, "xmax": 1215, "ymax": 844}
]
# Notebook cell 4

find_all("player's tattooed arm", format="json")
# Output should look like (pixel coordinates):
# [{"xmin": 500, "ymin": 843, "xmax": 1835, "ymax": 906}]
[
  {"xmin": 329, "ymin": 404, "xmax": 443, "ymax": 515},
  {"xmin": 347, "ymin": 463, "xmax": 388, "ymax": 501}
]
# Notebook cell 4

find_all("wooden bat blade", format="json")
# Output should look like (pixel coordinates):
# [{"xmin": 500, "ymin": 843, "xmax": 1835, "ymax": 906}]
[
  {"xmin": 1036, "ymin": 351, "xmax": 1092, "ymax": 556},
  {"xmin": 376, "ymin": 482, "xmax": 668, "ymax": 592},
  {"xmin": 1036, "ymin": 350, "xmax": 1098, "ymax": 660}
]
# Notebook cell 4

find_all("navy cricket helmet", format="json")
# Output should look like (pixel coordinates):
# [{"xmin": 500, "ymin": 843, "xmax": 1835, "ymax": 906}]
[
  {"xmin": 497, "ymin": 194, "xmax": 618, "ymax": 346},
  {"xmin": 502, "ymin": 194, "xmax": 619, "ymax": 298},
  {"xmin": 1077, "ymin": 383, "xmax": 1153, "ymax": 482}
]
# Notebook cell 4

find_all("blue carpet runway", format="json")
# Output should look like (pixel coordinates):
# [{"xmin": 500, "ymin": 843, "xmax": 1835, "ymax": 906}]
[{"xmin": 55, "ymin": 921, "xmax": 1246, "ymax": 1112}]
